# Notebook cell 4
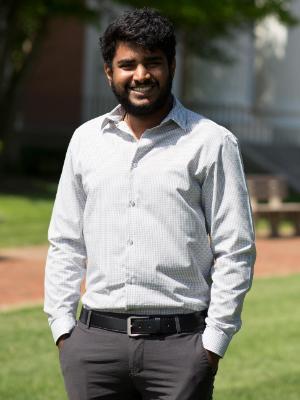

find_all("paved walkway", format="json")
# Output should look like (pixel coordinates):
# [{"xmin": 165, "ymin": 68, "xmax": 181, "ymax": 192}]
[{"xmin": 0, "ymin": 238, "xmax": 299, "ymax": 309}]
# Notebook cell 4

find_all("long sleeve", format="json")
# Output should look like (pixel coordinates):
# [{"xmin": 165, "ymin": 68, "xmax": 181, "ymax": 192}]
[
  {"xmin": 201, "ymin": 132, "xmax": 256, "ymax": 357},
  {"xmin": 44, "ymin": 131, "xmax": 87, "ymax": 343}
]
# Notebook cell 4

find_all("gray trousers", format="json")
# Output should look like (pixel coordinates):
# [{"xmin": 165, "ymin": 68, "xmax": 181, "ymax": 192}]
[{"xmin": 59, "ymin": 320, "xmax": 217, "ymax": 400}]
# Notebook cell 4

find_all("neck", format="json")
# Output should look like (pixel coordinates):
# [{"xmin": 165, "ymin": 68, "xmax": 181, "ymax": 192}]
[{"xmin": 125, "ymin": 96, "xmax": 173, "ymax": 140}]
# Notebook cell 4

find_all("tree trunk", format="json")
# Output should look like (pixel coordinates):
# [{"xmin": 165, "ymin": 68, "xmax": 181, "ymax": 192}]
[{"xmin": 0, "ymin": 22, "xmax": 48, "ymax": 170}]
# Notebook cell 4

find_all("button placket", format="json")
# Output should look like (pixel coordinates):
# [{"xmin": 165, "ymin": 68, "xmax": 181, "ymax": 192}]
[
  {"xmin": 125, "ymin": 149, "xmax": 140, "ymax": 305},
  {"xmin": 126, "ymin": 141, "xmax": 151, "ymax": 305}
]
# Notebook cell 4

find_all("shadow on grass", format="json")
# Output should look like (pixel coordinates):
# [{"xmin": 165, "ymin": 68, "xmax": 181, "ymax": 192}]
[{"xmin": 0, "ymin": 174, "xmax": 57, "ymax": 200}]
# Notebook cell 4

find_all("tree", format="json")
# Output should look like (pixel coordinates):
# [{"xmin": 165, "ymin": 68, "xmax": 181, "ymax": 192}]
[
  {"xmin": 0, "ymin": 0, "xmax": 99, "ymax": 167},
  {"xmin": 116, "ymin": 0, "xmax": 297, "ymax": 55},
  {"xmin": 0, "ymin": 0, "xmax": 297, "ymax": 168},
  {"xmin": 115, "ymin": 0, "xmax": 298, "ymax": 97}
]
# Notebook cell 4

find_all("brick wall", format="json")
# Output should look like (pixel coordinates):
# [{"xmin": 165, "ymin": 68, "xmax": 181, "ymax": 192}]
[{"xmin": 22, "ymin": 17, "xmax": 85, "ymax": 138}]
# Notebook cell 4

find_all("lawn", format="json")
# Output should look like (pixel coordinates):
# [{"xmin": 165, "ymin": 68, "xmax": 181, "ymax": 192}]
[
  {"xmin": 215, "ymin": 274, "xmax": 300, "ymax": 400},
  {"xmin": 0, "ymin": 175, "xmax": 296, "ymax": 248},
  {"xmin": 0, "ymin": 275, "xmax": 299, "ymax": 399},
  {"xmin": 0, "ymin": 190, "xmax": 295, "ymax": 248},
  {"xmin": 0, "ymin": 180, "xmax": 56, "ymax": 247}
]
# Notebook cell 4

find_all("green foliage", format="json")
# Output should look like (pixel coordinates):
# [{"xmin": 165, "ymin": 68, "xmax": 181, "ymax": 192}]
[
  {"xmin": 0, "ymin": 0, "xmax": 298, "ymax": 162},
  {"xmin": 117, "ymin": 0, "xmax": 298, "ymax": 59},
  {"xmin": 0, "ymin": 0, "xmax": 100, "ymax": 145},
  {"xmin": 1, "ymin": 275, "xmax": 299, "ymax": 399},
  {"xmin": 120, "ymin": 0, "xmax": 297, "ymax": 27},
  {"xmin": 1, "ymin": 0, "xmax": 98, "ymax": 79}
]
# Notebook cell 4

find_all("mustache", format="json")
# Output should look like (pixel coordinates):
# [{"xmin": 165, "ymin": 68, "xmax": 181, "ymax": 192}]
[{"xmin": 128, "ymin": 80, "xmax": 158, "ymax": 89}]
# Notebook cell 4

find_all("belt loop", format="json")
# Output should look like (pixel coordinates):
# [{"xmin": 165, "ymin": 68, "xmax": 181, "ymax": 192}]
[
  {"xmin": 86, "ymin": 310, "xmax": 92, "ymax": 329},
  {"xmin": 175, "ymin": 316, "xmax": 181, "ymax": 333}
]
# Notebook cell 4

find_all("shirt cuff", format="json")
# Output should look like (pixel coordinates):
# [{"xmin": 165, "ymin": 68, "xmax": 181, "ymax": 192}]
[
  {"xmin": 202, "ymin": 325, "xmax": 231, "ymax": 358},
  {"xmin": 49, "ymin": 316, "xmax": 76, "ymax": 344}
]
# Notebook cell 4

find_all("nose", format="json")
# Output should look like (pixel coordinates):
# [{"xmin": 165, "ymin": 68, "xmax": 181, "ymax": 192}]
[{"xmin": 133, "ymin": 64, "xmax": 151, "ymax": 81}]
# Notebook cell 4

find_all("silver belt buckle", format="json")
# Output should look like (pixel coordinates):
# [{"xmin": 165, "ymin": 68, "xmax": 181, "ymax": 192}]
[{"xmin": 127, "ymin": 316, "xmax": 149, "ymax": 337}]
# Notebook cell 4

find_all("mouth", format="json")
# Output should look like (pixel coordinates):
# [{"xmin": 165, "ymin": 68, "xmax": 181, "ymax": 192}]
[{"xmin": 129, "ymin": 84, "xmax": 157, "ymax": 95}]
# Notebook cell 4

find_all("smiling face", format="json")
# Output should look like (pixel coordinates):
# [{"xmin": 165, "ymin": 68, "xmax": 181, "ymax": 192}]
[{"xmin": 104, "ymin": 42, "xmax": 175, "ymax": 116}]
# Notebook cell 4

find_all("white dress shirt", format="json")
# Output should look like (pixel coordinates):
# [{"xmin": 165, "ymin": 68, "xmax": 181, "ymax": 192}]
[{"xmin": 44, "ymin": 97, "xmax": 256, "ymax": 357}]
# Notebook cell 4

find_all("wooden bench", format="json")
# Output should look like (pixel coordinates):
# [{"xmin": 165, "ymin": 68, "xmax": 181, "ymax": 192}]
[{"xmin": 246, "ymin": 175, "xmax": 300, "ymax": 237}]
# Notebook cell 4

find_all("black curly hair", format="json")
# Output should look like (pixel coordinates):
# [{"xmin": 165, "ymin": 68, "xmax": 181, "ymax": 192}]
[{"xmin": 100, "ymin": 7, "xmax": 176, "ymax": 68}]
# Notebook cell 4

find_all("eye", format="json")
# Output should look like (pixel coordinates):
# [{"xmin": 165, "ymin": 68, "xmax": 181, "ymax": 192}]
[
  {"xmin": 147, "ymin": 61, "xmax": 161, "ymax": 68},
  {"xmin": 119, "ymin": 63, "xmax": 135, "ymax": 70}
]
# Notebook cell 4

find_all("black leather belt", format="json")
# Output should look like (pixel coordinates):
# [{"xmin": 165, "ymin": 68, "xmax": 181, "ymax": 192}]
[{"xmin": 79, "ymin": 308, "xmax": 207, "ymax": 337}]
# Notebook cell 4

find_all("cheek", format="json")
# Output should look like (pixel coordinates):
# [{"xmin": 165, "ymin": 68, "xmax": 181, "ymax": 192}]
[
  {"xmin": 153, "ymin": 68, "xmax": 170, "ymax": 83},
  {"xmin": 114, "ymin": 71, "xmax": 133, "ymax": 86}
]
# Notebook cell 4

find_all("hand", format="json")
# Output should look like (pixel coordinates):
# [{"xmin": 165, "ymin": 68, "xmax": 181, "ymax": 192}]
[
  {"xmin": 57, "ymin": 333, "xmax": 70, "ymax": 350},
  {"xmin": 205, "ymin": 349, "xmax": 221, "ymax": 372}
]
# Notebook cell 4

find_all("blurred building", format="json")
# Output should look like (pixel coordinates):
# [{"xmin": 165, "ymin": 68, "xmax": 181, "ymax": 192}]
[
  {"xmin": 16, "ymin": 2, "xmax": 300, "ymax": 189},
  {"xmin": 189, "ymin": 1, "xmax": 300, "ymax": 192}
]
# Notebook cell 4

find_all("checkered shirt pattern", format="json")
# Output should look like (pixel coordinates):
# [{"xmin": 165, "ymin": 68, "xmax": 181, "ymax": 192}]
[{"xmin": 44, "ymin": 97, "xmax": 256, "ymax": 357}]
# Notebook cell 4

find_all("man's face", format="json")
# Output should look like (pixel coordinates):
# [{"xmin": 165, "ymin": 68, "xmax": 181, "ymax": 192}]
[{"xmin": 104, "ymin": 42, "xmax": 175, "ymax": 116}]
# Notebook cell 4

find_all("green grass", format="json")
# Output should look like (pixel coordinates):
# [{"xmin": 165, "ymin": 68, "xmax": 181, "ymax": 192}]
[
  {"xmin": 0, "ymin": 307, "xmax": 66, "ymax": 400},
  {"xmin": 0, "ymin": 186, "xmax": 55, "ymax": 247},
  {"xmin": 0, "ymin": 275, "xmax": 300, "ymax": 399},
  {"xmin": 0, "ymin": 193, "xmax": 295, "ymax": 248},
  {"xmin": 214, "ymin": 275, "xmax": 300, "ymax": 400},
  {"xmin": 255, "ymin": 218, "xmax": 296, "ymax": 237},
  {"xmin": 0, "ymin": 173, "xmax": 295, "ymax": 248}
]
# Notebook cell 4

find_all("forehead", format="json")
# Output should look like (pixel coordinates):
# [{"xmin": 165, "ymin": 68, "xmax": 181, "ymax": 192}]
[{"xmin": 113, "ymin": 41, "xmax": 166, "ymax": 62}]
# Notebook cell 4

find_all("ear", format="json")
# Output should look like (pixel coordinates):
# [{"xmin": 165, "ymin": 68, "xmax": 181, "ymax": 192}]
[{"xmin": 104, "ymin": 63, "xmax": 113, "ymax": 86}]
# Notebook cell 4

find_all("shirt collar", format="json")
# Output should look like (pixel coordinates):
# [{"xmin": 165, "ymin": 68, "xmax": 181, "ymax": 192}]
[
  {"xmin": 100, "ymin": 103, "xmax": 124, "ymax": 130},
  {"xmin": 100, "ymin": 95, "xmax": 188, "ymax": 132},
  {"xmin": 161, "ymin": 96, "xmax": 188, "ymax": 131}
]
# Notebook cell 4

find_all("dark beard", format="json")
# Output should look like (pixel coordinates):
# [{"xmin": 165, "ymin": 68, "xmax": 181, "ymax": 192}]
[{"xmin": 111, "ymin": 75, "xmax": 173, "ymax": 117}]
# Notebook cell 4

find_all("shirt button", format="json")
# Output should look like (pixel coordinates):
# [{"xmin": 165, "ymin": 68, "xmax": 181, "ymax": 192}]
[
  {"xmin": 128, "ymin": 239, "xmax": 133, "ymax": 246},
  {"xmin": 129, "ymin": 200, "xmax": 135, "ymax": 207}
]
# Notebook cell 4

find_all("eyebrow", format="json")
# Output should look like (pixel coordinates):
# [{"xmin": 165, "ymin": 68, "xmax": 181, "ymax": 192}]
[
  {"xmin": 144, "ymin": 56, "xmax": 163, "ymax": 62},
  {"xmin": 117, "ymin": 56, "xmax": 163, "ymax": 65}
]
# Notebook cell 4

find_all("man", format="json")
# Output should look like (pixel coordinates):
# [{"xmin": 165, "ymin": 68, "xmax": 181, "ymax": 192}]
[{"xmin": 44, "ymin": 7, "xmax": 256, "ymax": 400}]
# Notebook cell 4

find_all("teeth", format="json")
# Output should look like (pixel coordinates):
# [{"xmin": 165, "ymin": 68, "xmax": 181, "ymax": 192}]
[{"xmin": 131, "ymin": 86, "xmax": 153, "ymax": 92}]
